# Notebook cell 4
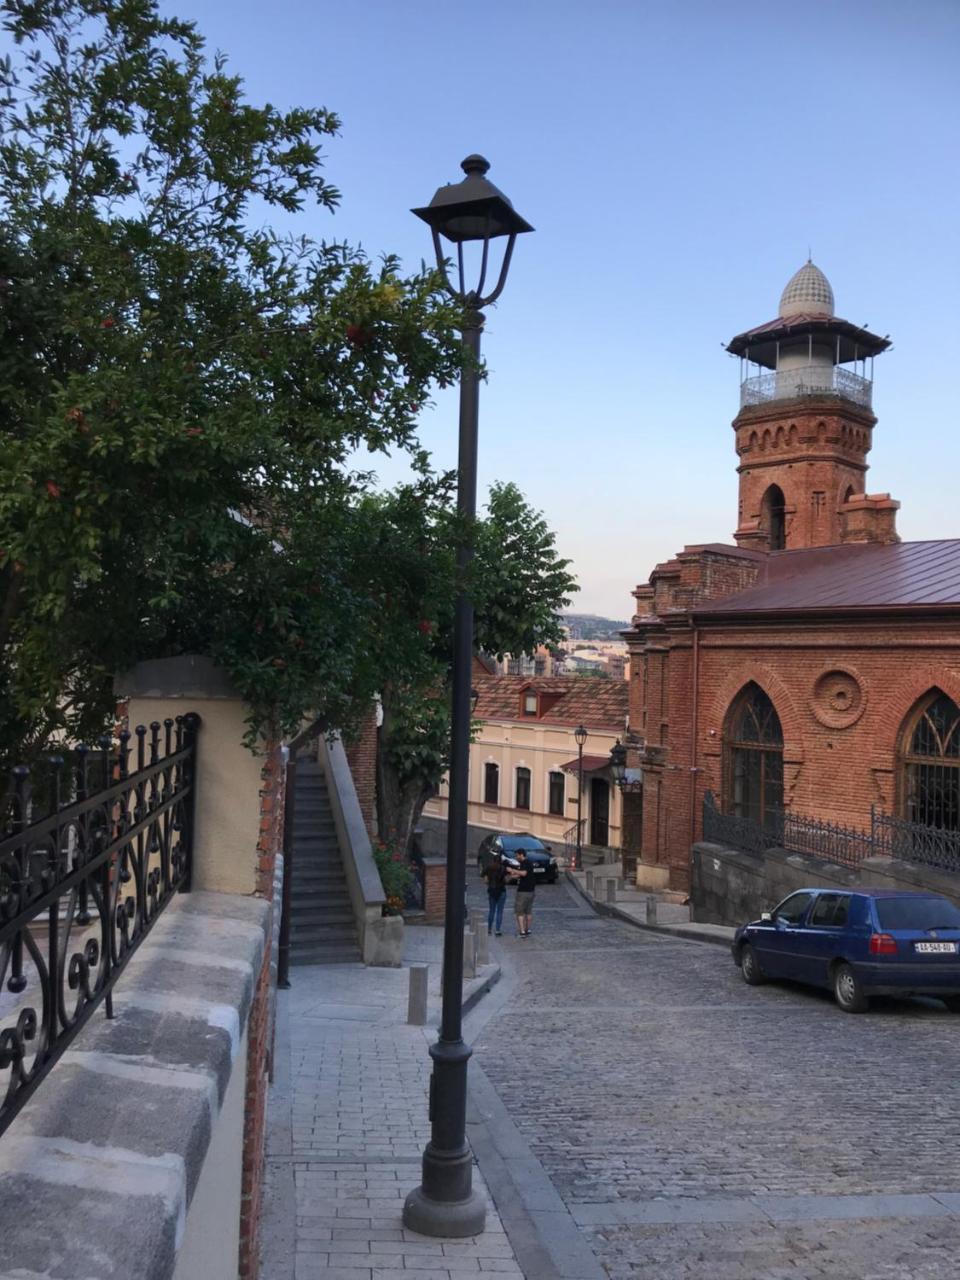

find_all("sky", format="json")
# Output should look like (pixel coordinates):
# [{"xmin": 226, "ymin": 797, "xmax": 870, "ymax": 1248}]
[{"xmin": 171, "ymin": 0, "xmax": 958, "ymax": 617}]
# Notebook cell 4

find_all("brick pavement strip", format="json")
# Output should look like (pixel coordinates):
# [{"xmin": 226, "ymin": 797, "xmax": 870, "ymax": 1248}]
[{"xmin": 261, "ymin": 943, "xmax": 523, "ymax": 1280}]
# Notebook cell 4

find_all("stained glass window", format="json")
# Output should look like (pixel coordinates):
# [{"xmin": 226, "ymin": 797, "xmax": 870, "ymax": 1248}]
[
  {"xmin": 723, "ymin": 683, "xmax": 784, "ymax": 828},
  {"xmin": 901, "ymin": 693, "xmax": 960, "ymax": 832}
]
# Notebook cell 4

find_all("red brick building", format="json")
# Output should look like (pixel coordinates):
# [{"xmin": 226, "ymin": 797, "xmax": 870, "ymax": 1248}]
[{"xmin": 625, "ymin": 262, "xmax": 960, "ymax": 890}]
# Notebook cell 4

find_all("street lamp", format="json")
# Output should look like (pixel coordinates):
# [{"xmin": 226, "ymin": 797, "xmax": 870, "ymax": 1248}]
[
  {"xmin": 608, "ymin": 738, "xmax": 643, "ymax": 792},
  {"xmin": 404, "ymin": 156, "xmax": 532, "ymax": 1239},
  {"xmin": 574, "ymin": 724, "xmax": 588, "ymax": 871},
  {"xmin": 609, "ymin": 738, "xmax": 627, "ymax": 787}
]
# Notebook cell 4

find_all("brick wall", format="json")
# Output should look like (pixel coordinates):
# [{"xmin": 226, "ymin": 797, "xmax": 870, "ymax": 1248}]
[
  {"xmin": 423, "ymin": 858, "xmax": 447, "ymax": 924},
  {"xmin": 240, "ymin": 740, "xmax": 285, "ymax": 1280},
  {"xmin": 239, "ymin": 945, "xmax": 271, "ymax": 1280},
  {"xmin": 732, "ymin": 397, "xmax": 876, "ymax": 550},
  {"xmin": 628, "ymin": 615, "xmax": 960, "ymax": 892},
  {"xmin": 345, "ymin": 706, "xmax": 379, "ymax": 840}
]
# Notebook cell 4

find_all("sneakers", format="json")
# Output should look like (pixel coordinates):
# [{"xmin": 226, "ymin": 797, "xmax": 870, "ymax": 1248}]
[{"xmin": 495, "ymin": 930, "xmax": 502, "ymax": 936}]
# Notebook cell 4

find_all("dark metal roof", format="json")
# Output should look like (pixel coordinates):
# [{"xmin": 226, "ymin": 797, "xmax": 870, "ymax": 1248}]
[
  {"xmin": 726, "ymin": 314, "xmax": 890, "ymax": 370},
  {"xmin": 558, "ymin": 754, "xmax": 611, "ymax": 774},
  {"xmin": 695, "ymin": 540, "xmax": 960, "ymax": 616}
]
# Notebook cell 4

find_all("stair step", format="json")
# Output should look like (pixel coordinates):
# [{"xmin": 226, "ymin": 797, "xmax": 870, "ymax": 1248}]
[
  {"xmin": 291, "ymin": 928, "xmax": 357, "ymax": 945},
  {"xmin": 295, "ymin": 890, "xmax": 355, "ymax": 901},
  {"xmin": 291, "ymin": 947, "xmax": 361, "ymax": 966},
  {"xmin": 291, "ymin": 861, "xmax": 344, "ymax": 875},
  {"xmin": 289, "ymin": 905, "xmax": 354, "ymax": 923}
]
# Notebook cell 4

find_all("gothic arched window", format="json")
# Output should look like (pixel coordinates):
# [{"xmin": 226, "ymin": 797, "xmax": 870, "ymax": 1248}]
[
  {"xmin": 899, "ymin": 692, "xmax": 960, "ymax": 831},
  {"xmin": 761, "ymin": 484, "xmax": 786, "ymax": 550},
  {"xmin": 723, "ymin": 683, "xmax": 784, "ymax": 829}
]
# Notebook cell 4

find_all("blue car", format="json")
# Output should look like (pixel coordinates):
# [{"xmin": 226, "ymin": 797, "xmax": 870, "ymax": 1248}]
[{"xmin": 732, "ymin": 888, "xmax": 960, "ymax": 1013}]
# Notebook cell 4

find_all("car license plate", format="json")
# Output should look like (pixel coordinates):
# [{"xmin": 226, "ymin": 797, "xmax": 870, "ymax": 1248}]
[
  {"xmin": 915, "ymin": 941, "xmax": 958, "ymax": 953},
  {"xmin": 533, "ymin": 865, "xmax": 545, "ymax": 874}
]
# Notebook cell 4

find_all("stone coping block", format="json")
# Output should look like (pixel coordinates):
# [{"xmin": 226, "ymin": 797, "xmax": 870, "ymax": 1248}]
[{"xmin": 0, "ymin": 891, "xmax": 270, "ymax": 1280}]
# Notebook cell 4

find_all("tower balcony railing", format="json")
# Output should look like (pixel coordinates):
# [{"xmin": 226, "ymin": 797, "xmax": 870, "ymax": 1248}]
[{"xmin": 740, "ymin": 365, "xmax": 872, "ymax": 410}]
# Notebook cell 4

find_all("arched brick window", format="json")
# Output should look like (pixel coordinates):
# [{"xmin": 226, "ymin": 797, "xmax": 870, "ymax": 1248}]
[
  {"xmin": 723, "ymin": 683, "xmax": 784, "ymax": 828},
  {"xmin": 760, "ymin": 484, "xmax": 786, "ymax": 550},
  {"xmin": 899, "ymin": 691, "xmax": 960, "ymax": 831}
]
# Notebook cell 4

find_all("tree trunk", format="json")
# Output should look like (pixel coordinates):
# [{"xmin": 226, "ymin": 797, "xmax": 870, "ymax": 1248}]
[{"xmin": 375, "ymin": 695, "xmax": 433, "ymax": 856}]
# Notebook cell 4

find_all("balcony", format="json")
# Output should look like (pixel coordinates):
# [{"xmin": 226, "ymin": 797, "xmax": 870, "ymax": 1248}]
[{"xmin": 740, "ymin": 364, "xmax": 872, "ymax": 410}]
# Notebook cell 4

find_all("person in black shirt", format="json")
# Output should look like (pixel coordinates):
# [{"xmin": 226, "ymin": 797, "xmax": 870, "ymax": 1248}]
[
  {"xmin": 482, "ymin": 852, "xmax": 509, "ymax": 936},
  {"xmin": 509, "ymin": 848, "xmax": 537, "ymax": 938}
]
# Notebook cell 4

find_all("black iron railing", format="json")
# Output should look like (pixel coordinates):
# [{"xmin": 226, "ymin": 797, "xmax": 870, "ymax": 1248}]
[
  {"xmin": 703, "ymin": 791, "xmax": 960, "ymax": 874},
  {"xmin": 0, "ymin": 715, "xmax": 200, "ymax": 1138}
]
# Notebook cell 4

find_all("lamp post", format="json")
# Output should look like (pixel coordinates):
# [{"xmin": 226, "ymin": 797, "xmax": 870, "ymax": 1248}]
[
  {"xmin": 404, "ymin": 156, "xmax": 532, "ymax": 1239},
  {"xmin": 609, "ymin": 738, "xmax": 643, "ymax": 881},
  {"xmin": 574, "ymin": 724, "xmax": 587, "ymax": 871}
]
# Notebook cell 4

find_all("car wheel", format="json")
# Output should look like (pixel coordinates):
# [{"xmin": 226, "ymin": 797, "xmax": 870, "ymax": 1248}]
[
  {"xmin": 942, "ymin": 996, "xmax": 960, "ymax": 1013},
  {"xmin": 833, "ymin": 962, "xmax": 869, "ymax": 1013},
  {"xmin": 739, "ymin": 943, "xmax": 765, "ymax": 986}
]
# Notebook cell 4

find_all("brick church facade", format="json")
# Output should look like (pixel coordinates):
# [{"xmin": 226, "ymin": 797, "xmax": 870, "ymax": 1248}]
[{"xmin": 625, "ymin": 262, "xmax": 960, "ymax": 891}]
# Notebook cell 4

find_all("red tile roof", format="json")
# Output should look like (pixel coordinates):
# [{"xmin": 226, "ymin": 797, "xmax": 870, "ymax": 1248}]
[
  {"xmin": 473, "ymin": 675, "xmax": 628, "ymax": 733},
  {"xmin": 695, "ymin": 540, "xmax": 960, "ymax": 616},
  {"xmin": 557, "ymin": 754, "xmax": 613, "ymax": 774}
]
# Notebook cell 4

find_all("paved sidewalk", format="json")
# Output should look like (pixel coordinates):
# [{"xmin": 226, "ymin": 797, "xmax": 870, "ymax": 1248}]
[
  {"xmin": 261, "ymin": 926, "xmax": 523, "ymax": 1280},
  {"xmin": 566, "ymin": 870, "xmax": 736, "ymax": 946}
]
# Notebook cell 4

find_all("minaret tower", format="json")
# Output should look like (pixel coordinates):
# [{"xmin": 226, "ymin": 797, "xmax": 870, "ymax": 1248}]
[{"xmin": 726, "ymin": 262, "xmax": 892, "ymax": 551}]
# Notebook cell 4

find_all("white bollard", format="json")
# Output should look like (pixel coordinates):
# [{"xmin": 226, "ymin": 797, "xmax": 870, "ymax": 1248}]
[
  {"xmin": 463, "ymin": 928, "xmax": 477, "ymax": 979},
  {"xmin": 407, "ymin": 964, "xmax": 429, "ymax": 1026}
]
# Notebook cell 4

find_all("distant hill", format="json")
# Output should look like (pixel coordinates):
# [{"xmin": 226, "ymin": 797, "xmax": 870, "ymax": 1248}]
[{"xmin": 562, "ymin": 612, "xmax": 630, "ymax": 640}]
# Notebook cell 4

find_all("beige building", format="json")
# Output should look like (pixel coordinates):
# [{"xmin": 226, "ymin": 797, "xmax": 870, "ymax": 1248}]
[{"xmin": 424, "ymin": 674, "xmax": 630, "ymax": 860}]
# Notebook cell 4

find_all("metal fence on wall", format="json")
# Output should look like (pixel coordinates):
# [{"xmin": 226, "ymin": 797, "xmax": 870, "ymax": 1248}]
[
  {"xmin": 0, "ymin": 715, "xmax": 200, "ymax": 1138},
  {"xmin": 703, "ymin": 791, "xmax": 960, "ymax": 875}
]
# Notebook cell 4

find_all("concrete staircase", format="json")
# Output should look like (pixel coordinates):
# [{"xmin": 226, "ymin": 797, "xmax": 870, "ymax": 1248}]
[{"xmin": 288, "ymin": 760, "xmax": 361, "ymax": 965}]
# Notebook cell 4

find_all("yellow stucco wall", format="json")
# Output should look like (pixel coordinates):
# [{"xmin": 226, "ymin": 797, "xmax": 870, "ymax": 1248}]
[
  {"xmin": 125, "ymin": 695, "xmax": 263, "ymax": 897},
  {"xmin": 424, "ymin": 720, "xmax": 622, "ymax": 849}
]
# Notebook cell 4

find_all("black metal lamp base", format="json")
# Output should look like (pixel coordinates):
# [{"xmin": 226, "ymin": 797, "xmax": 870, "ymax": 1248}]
[{"xmin": 402, "ymin": 1179, "xmax": 486, "ymax": 1238}]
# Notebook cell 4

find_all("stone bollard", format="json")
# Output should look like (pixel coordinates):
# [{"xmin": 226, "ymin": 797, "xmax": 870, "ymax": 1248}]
[
  {"xmin": 646, "ymin": 895, "xmax": 658, "ymax": 924},
  {"xmin": 476, "ymin": 925, "xmax": 490, "ymax": 966},
  {"xmin": 585, "ymin": 870, "xmax": 595, "ymax": 895},
  {"xmin": 470, "ymin": 908, "xmax": 486, "ymax": 940},
  {"xmin": 407, "ymin": 964, "xmax": 429, "ymax": 1026},
  {"xmin": 463, "ymin": 928, "xmax": 477, "ymax": 979},
  {"xmin": 605, "ymin": 877, "xmax": 617, "ymax": 905}
]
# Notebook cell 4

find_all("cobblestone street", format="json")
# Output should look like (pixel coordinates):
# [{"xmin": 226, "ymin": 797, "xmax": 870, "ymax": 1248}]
[{"xmin": 468, "ymin": 878, "xmax": 960, "ymax": 1279}]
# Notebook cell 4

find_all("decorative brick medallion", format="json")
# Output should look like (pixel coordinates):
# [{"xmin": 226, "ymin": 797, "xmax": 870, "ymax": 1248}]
[{"xmin": 811, "ymin": 669, "xmax": 866, "ymax": 729}]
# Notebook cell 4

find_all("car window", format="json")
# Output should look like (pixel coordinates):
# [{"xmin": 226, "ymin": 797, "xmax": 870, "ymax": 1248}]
[
  {"xmin": 876, "ymin": 897, "xmax": 960, "ymax": 930},
  {"xmin": 809, "ymin": 894, "xmax": 851, "ymax": 927},
  {"xmin": 773, "ymin": 892, "xmax": 814, "ymax": 925}
]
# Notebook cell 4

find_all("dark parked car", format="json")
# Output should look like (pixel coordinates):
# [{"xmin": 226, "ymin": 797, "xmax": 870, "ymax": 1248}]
[
  {"xmin": 732, "ymin": 888, "xmax": 960, "ymax": 1013},
  {"xmin": 477, "ymin": 833, "xmax": 559, "ymax": 883}
]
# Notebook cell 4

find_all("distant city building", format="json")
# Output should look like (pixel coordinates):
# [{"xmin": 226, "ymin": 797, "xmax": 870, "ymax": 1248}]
[{"xmin": 424, "ymin": 672, "xmax": 629, "ymax": 858}]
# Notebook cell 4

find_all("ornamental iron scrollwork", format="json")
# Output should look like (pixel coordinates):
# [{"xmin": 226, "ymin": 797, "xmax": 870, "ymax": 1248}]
[
  {"xmin": 0, "ymin": 714, "xmax": 200, "ymax": 1139},
  {"xmin": 703, "ymin": 790, "xmax": 960, "ymax": 875}
]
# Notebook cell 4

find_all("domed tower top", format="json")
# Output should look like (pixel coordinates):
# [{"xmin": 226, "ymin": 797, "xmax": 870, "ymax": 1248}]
[{"xmin": 779, "ymin": 259, "xmax": 834, "ymax": 319}]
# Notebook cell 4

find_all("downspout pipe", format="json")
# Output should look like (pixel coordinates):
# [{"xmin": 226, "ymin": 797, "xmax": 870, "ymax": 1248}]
[{"xmin": 689, "ymin": 624, "xmax": 700, "ymax": 860}]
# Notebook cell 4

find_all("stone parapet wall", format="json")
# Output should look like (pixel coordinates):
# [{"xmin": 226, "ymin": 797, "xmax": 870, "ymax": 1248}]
[
  {"xmin": 691, "ymin": 840, "xmax": 960, "ymax": 927},
  {"xmin": 0, "ymin": 892, "xmax": 270, "ymax": 1280}
]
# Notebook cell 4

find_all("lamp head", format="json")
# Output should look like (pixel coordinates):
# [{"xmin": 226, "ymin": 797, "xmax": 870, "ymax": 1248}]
[
  {"xmin": 609, "ymin": 739, "xmax": 627, "ymax": 786},
  {"xmin": 412, "ymin": 155, "xmax": 533, "ymax": 243},
  {"xmin": 574, "ymin": 724, "xmax": 588, "ymax": 748}
]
